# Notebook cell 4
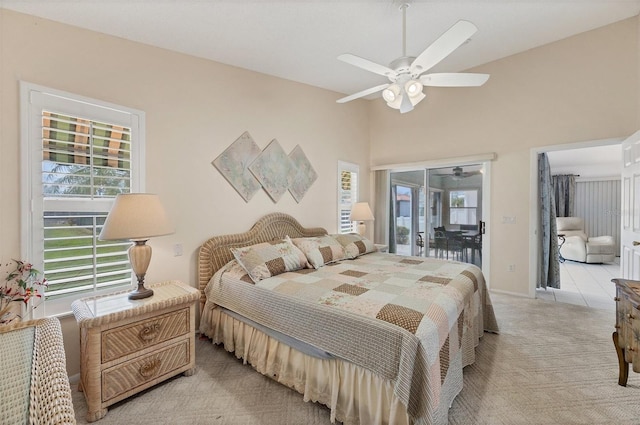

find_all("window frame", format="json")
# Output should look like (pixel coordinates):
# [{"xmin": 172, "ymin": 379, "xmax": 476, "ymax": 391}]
[
  {"xmin": 20, "ymin": 82, "xmax": 145, "ymax": 317},
  {"xmin": 448, "ymin": 189, "xmax": 478, "ymax": 226}
]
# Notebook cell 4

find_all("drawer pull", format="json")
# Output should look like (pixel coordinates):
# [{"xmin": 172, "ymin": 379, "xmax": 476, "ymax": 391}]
[
  {"xmin": 138, "ymin": 323, "xmax": 160, "ymax": 342},
  {"xmin": 614, "ymin": 297, "xmax": 621, "ymax": 302},
  {"xmin": 139, "ymin": 358, "xmax": 161, "ymax": 378}
]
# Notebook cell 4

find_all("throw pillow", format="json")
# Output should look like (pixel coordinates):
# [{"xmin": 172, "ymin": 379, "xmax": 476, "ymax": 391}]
[
  {"xmin": 231, "ymin": 239, "xmax": 308, "ymax": 283},
  {"xmin": 289, "ymin": 235, "xmax": 346, "ymax": 269},
  {"xmin": 331, "ymin": 233, "xmax": 376, "ymax": 259}
]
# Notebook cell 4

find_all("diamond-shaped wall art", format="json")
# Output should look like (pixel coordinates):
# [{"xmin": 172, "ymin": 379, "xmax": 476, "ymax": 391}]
[
  {"xmin": 288, "ymin": 145, "xmax": 317, "ymax": 203},
  {"xmin": 212, "ymin": 131, "xmax": 262, "ymax": 202},
  {"xmin": 249, "ymin": 139, "xmax": 294, "ymax": 203}
]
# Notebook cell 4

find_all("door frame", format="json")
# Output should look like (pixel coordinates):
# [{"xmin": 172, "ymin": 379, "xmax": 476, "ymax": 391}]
[
  {"xmin": 372, "ymin": 153, "xmax": 494, "ymax": 288},
  {"xmin": 620, "ymin": 130, "xmax": 640, "ymax": 280},
  {"xmin": 528, "ymin": 137, "xmax": 623, "ymax": 298}
]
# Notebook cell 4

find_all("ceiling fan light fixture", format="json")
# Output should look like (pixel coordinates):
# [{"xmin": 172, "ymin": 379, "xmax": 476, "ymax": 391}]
[
  {"xmin": 405, "ymin": 80, "xmax": 423, "ymax": 97},
  {"xmin": 384, "ymin": 85, "xmax": 425, "ymax": 111},
  {"xmin": 382, "ymin": 84, "xmax": 400, "ymax": 103}
]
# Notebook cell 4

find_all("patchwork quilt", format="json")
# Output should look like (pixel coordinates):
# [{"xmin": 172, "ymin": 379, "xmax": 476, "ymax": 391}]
[{"xmin": 204, "ymin": 252, "xmax": 498, "ymax": 425}]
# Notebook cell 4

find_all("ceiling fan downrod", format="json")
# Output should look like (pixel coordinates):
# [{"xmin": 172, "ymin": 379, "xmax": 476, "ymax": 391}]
[{"xmin": 401, "ymin": 2, "xmax": 408, "ymax": 58}]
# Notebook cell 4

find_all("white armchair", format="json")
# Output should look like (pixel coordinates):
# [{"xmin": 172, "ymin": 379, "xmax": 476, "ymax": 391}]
[{"xmin": 556, "ymin": 217, "xmax": 615, "ymax": 263}]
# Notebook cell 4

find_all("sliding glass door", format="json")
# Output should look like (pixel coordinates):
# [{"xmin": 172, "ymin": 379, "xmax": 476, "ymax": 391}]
[
  {"xmin": 387, "ymin": 165, "xmax": 484, "ymax": 268},
  {"xmin": 390, "ymin": 170, "xmax": 426, "ymax": 256}
]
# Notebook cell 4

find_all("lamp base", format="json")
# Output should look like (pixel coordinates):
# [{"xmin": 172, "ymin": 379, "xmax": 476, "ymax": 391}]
[
  {"xmin": 357, "ymin": 222, "xmax": 366, "ymax": 236},
  {"xmin": 128, "ymin": 240, "xmax": 154, "ymax": 300},
  {"xmin": 129, "ymin": 283, "xmax": 154, "ymax": 300}
]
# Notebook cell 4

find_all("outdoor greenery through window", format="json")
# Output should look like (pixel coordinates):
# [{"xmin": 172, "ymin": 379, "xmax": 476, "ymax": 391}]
[
  {"xmin": 21, "ymin": 83, "xmax": 144, "ymax": 315},
  {"xmin": 449, "ymin": 190, "xmax": 478, "ymax": 225},
  {"xmin": 42, "ymin": 112, "xmax": 133, "ymax": 299}
]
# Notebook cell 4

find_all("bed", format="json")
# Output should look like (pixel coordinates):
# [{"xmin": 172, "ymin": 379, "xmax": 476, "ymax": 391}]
[{"xmin": 198, "ymin": 212, "xmax": 498, "ymax": 425}]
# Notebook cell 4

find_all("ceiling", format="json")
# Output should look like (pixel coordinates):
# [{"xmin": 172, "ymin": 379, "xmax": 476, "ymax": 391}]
[
  {"xmin": 547, "ymin": 144, "xmax": 622, "ymax": 178},
  {"xmin": 2, "ymin": 0, "xmax": 640, "ymax": 100}
]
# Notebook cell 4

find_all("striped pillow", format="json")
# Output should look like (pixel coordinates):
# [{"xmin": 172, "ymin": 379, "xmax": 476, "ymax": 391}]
[
  {"xmin": 231, "ymin": 239, "xmax": 308, "ymax": 283},
  {"xmin": 290, "ymin": 235, "xmax": 346, "ymax": 269}
]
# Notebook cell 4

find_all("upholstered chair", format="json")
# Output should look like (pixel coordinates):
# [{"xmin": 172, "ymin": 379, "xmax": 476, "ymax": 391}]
[{"xmin": 556, "ymin": 217, "xmax": 615, "ymax": 263}]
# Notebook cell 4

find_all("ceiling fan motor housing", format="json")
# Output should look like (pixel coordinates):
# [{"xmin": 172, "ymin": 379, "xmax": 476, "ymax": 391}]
[{"xmin": 388, "ymin": 56, "xmax": 416, "ymax": 79}]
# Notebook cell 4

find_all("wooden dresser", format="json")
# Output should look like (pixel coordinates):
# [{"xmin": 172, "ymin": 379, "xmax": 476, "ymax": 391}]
[
  {"xmin": 72, "ymin": 280, "xmax": 199, "ymax": 422},
  {"xmin": 612, "ymin": 278, "xmax": 640, "ymax": 386}
]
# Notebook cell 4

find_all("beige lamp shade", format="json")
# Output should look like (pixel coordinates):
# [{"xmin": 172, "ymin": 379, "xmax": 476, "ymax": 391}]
[
  {"xmin": 350, "ymin": 202, "xmax": 374, "ymax": 237},
  {"xmin": 100, "ymin": 193, "xmax": 174, "ymax": 241},
  {"xmin": 350, "ymin": 202, "xmax": 374, "ymax": 222}
]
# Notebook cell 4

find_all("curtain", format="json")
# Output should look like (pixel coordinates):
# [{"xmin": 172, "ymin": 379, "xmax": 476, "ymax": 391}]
[
  {"xmin": 389, "ymin": 185, "xmax": 397, "ymax": 253},
  {"xmin": 373, "ymin": 170, "xmax": 390, "ymax": 245},
  {"xmin": 538, "ymin": 153, "xmax": 561, "ymax": 289},
  {"xmin": 552, "ymin": 174, "xmax": 576, "ymax": 217},
  {"xmin": 411, "ymin": 187, "xmax": 421, "ymax": 256}
]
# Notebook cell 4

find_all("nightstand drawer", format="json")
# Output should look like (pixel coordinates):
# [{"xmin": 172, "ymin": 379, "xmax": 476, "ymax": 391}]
[
  {"xmin": 102, "ymin": 308, "xmax": 190, "ymax": 363},
  {"xmin": 102, "ymin": 339, "xmax": 190, "ymax": 402}
]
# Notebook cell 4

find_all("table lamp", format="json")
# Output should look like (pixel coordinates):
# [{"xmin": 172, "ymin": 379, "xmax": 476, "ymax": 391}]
[
  {"xmin": 350, "ymin": 202, "xmax": 374, "ymax": 236},
  {"xmin": 99, "ymin": 193, "xmax": 174, "ymax": 300}
]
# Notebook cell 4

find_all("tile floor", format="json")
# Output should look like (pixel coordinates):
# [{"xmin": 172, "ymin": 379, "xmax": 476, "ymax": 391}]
[{"xmin": 535, "ymin": 257, "xmax": 621, "ymax": 311}]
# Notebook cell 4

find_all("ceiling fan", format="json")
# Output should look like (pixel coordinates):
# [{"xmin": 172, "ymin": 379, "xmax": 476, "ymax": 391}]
[
  {"xmin": 336, "ymin": 3, "xmax": 490, "ymax": 113},
  {"xmin": 433, "ymin": 166, "xmax": 482, "ymax": 180}
]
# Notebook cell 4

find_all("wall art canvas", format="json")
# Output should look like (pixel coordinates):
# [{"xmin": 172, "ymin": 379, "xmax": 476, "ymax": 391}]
[
  {"xmin": 288, "ymin": 145, "xmax": 317, "ymax": 203},
  {"xmin": 249, "ymin": 139, "xmax": 294, "ymax": 203},
  {"xmin": 212, "ymin": 131, "xmax": 262, "ymax": 202}
]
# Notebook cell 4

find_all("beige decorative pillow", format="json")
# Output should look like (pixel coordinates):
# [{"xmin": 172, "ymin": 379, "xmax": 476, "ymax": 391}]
[
  {"xmin": 231, "ymin": 239, "xmax": 308, "ymax": 283},
  {"xmin": 289, "ymin": 235, "xmax": 346, "ymax": 269},
  {"xmin": 331, "ymin": 233, "xmax": 376, "ymax": 259}
]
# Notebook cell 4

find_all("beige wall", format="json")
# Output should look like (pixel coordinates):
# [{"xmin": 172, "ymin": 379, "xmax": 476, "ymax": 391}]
[
  {"xmin": 2, "ymin": 9, "xmax": 640, "ymax": 375},
  {"xmin": 0, "ymin": 9, "xmax": 370, "ymax": 375},
  {"xmin": 369, "ymin": 16, "xmax": 639, "ymax": 296}
]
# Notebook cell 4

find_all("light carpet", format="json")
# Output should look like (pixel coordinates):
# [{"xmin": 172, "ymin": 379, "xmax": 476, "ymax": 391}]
[{"xmin": 72, "ymin": 293, "xmax": 640, "ymax": 424}]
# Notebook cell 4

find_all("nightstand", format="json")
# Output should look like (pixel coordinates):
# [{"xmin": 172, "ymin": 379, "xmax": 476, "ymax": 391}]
[{"xmin": 71, "ymin": 280, "xmax": 199, "ymax": 422}]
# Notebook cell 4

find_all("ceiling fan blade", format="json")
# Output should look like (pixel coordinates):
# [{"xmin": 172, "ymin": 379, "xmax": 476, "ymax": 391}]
[
  {"xmin": 336, "ymin": 83, "xmax": 390, "ymax": 103},
  {"xmin": 420, "ymin": 73, "xmax": 490, "ymax": 87},
  {"xmin": 410, "ymin": 20, "xmax": 478, "ymax": 76},
  {"xmin": 338, "ymin": 53, "xmax": 397, "ymax": 78}
]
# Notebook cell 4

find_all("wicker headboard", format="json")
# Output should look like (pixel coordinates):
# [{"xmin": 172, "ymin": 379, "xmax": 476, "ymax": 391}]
[{"xmin": 197, "ymin": 212, "xmax": 327, "ymax": 311}]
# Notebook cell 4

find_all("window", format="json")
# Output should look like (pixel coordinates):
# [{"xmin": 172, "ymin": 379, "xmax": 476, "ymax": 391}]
[
  {"xmin": 338, "ymin": 161, "xmax": 359, "ymax": 233},
  {"xmin": 21, "ymin": 83, "xmax": 145, "ymax": 316},
  {"xmin": 449, "ymin": 190, "xmax": 477, "ymax": 225}
]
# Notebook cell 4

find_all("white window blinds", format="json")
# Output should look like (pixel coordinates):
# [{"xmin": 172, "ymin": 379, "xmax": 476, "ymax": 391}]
[
  {"xmin": 338, "ymin": 161, "xmax": 359, "ymax": 234},
  {"xmin": 42, "ymin": 112, "xmax": 132, "ymax": 197}
]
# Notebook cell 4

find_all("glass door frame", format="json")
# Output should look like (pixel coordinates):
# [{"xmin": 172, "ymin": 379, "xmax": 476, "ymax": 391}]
[{"xmin": 377, "ymin": 158, "xmax": 492, "ymax": 285}]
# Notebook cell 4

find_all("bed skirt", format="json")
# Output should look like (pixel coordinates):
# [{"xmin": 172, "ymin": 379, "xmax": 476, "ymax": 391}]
[{"xmin": 201, "ymin": 304, "xmax": 464, "ymax": 425}]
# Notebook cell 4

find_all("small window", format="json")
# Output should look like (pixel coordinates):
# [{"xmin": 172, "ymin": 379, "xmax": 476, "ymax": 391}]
[
  {"xmin": 338, "ymin": 161, "xmax": 359, "ymax": 233},
  {"xmin": 449, "ymin": 190, "xmax": 477, "ymax": 225},
  {"xmin": 21, "ymin": 82, "xmax": 144, "ymax": 316}
]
